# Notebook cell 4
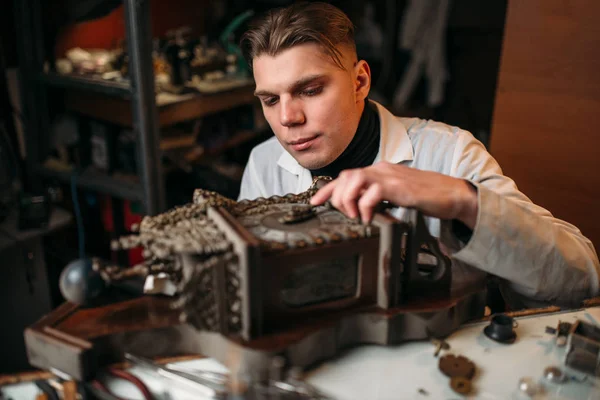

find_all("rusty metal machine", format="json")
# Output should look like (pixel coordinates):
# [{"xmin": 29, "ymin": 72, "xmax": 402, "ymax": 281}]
[{"xmin": 25, "ymin": 178, "xmax": 486, "ymax": 392}]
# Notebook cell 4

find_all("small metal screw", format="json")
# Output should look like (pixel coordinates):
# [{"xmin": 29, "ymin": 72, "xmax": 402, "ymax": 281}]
[
  {"xmin": 518, "ymin": 377, "xmax": 540, "ymax": 397},
  {"xmin": 431, "ymin": 338, "xmax": 450, "ymax": 357},
  {"xmin": 543, "ymin": 366, "xmax": 565, "ymax": 384}
]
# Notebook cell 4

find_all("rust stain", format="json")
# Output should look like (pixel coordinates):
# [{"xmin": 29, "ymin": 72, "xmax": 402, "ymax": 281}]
[{"xmin": 382, "ymin": 250, "xmax": 391, "ymax": 300}]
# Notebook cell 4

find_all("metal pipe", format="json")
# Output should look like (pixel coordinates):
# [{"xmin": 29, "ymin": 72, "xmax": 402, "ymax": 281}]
[{"xmin": 123, "ymin": 0, "xmax": 165, "ymax": 215}]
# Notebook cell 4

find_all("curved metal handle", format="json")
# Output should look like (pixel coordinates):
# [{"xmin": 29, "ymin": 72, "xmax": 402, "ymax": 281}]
[{"xmin": 419, "ymin": 238, "xmax": 451, "ymax": 282}]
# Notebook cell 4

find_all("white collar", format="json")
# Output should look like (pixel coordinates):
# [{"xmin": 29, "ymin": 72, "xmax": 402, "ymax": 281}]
[{"xmin": 277, "ymin": 100, "xmax": 414, "ymax": 189}]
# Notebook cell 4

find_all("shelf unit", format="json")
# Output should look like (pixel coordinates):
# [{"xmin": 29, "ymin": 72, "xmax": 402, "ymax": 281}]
[
  {"xmin": 62, "ymin": 83, "xmax": 256, "ymax": 128},
  {"xmin": 14, "ymin": 0, "xmax": 260, "ymax": 216},
  {"xmin": 14, "ymin": 0, "xmax": 164, "ymax": 215},
  {"xmin": 37, "ymin": 72, "xmax": 131, "ymax": 97},
  {"xmin": 34, "ymin": 164, "xmax": 144, "ymax": 202}
]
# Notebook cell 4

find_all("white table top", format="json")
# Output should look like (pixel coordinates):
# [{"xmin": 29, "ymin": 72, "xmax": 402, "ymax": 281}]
[{"xmin": 3, "ymin": 307, "xmax": 600, "ymax": 400}]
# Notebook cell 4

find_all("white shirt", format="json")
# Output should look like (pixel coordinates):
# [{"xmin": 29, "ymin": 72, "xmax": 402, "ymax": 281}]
[{"xmin": 239, "ymin": 101, "xmax": 600, "ymax": 308}]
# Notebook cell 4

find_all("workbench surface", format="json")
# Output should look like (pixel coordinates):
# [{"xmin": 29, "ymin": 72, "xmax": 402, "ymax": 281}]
[{"xmin": 2, "ymin": 307, "xmax": 599, "ymax": 399}]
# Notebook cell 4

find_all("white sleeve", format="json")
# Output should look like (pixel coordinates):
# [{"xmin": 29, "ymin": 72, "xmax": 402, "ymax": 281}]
[{"xmin": 442, "ymin": 132, "xmax": 600, "ymax": 308}]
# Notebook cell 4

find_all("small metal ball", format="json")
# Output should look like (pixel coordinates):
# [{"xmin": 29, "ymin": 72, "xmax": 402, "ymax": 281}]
[{"xmin": 59, "ymin": 258, "xmax": 106, "ymax": 304}]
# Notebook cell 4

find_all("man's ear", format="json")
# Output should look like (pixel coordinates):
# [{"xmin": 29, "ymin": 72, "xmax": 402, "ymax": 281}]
[{"xmin": 354, "ymin": 60, "xmax": 371, "ymax": 102}]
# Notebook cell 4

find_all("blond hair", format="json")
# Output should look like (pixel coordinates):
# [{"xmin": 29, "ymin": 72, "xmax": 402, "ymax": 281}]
[{"xmin": 240, "ymin": 2, "xmax": 356, "ymax": 70}]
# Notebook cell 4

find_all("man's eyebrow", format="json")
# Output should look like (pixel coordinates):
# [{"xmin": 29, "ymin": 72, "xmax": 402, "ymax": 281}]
[
  {"xmin": 254, "ymin": 88, "xmax": 275, "ymax": 97},
  {"xmin": 289, "ymin": 74, "xmax": 327, "ymax": 92},
  {"xmin": 254, "ymin": 74, "xmax": 327, "ymax": 97}
]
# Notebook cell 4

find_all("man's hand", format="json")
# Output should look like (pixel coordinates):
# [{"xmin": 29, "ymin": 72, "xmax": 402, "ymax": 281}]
[{"xmin": 310, "ymin": 162, "xmax": 479, "ymax": 228}]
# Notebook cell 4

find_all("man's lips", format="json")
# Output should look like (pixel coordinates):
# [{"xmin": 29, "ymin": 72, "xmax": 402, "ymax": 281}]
[{"xmin": 288, "ymin": 135, "xmax": 319, "ymax": 151}]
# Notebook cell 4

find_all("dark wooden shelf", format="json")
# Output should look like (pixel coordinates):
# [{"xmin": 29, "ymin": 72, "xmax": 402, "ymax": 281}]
[
  {"xmin": 38, "ymin": 72, "xmax": 131, "ymax": 97},
  {"xmin": 63, "ymin": 84, "xmax": 258, "ymax": 128},
  {"xmin": 34, "ymin": 164, "xmax": 144, "ymax": 202}
]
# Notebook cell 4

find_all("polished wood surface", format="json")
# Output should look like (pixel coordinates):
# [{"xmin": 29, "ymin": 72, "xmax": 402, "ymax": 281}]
[
  {"xmin": 490, "ymin": 0, "xmax": 600, "ymax": 249},
  {"xmin": 26, "ymin": 282, "xmax": 484, "ymax": 357},
  {"xmin": 44, "ymin": 297, "xmax": 179, "ymax": 340}
]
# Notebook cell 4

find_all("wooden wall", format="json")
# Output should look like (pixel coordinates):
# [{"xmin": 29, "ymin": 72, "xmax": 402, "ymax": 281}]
[{"xmin": 490, "ymin": 0, "xmax": 600, "ymax": 251}]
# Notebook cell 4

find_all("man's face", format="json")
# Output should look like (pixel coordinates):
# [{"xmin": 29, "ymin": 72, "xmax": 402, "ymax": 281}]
[{"xmin": 253, "ymin": 43, "xmax": 369, "ymax": 169}]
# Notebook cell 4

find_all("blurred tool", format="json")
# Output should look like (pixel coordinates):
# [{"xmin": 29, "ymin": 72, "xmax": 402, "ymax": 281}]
[
  {"xmin": 34, "ymin": 380, "xmax": 59, "ymax": 400},
  {"xmin": 125, "ymin": 353, "xmax": 227, "ymax": 398},
  {"xmin": 89, "ymin": 367, "xmax": 154, "ymax": 400}
]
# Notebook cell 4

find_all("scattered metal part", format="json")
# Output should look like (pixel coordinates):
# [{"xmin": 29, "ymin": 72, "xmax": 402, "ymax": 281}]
[
  {"xmin": 557, "ymin": 321, "xmax": 573, "ymax": 347},
  {"xmin": 518, "ymin": 377, "xmax": 540, "ymax": 397},
  {"xmin": 484, "ymin": 313, "xmax": 518, "ymax": 344},
  {"xmin": 564, "ymin": 319, "xmax": 600, "ymax": 376},
  {"xmin": 450, "ymin": 376, "xmax": 472, "ymax": 395},
  {"xmin": 545, "ymin": 326, "xmax": 557, "ymax": 335},
  {"xmin": 545, "ymin": 321, "xmax": 573, "ymax": 347},
  {"xmin": 430, "ymin": 338, "xmax": 450, "ymax": 357},
  {"xmin": 543, "ymin": 366, "xmax": 565, "ymax": 383},
  {"xmin": 439, "ymin": 354, "xmax": 476, "ymax": 379},
  {"xmin": 558, "ymin": 321, "xmax": 573, "ymax": 335}
]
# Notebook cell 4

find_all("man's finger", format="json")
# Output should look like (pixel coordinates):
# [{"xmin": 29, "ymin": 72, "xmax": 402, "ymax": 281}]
[
  {"xmin": 332, "ymin": 171, "xmax": 359, "ymax": 215},
  {"xmin": 310, "ymin": 180, "xmax": 337, "ymax": 205},
  {"xmin": 358, "ymin": 183, "xmax": 382, "ymax": 224},
  {"xmin": 341, "ymin": 172, "xmax": 367, "ymax": 219}
]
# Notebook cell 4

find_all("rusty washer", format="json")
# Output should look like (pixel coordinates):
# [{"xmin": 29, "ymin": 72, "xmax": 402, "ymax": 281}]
[{"xmin": 450, "ymin": 376, "xmax": 472, "ymax": 395}]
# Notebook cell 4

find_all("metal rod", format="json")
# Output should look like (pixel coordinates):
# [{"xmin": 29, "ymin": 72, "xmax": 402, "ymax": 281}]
[{"xmin": 123, "ymin": 0, "xmax": 165, "ymax": 215}]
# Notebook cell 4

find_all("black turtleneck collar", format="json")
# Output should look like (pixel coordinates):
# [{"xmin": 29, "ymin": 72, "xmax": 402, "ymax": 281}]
[{"xmin": 310, "ymin": 100, "xmax": 381, "ymax": 179}]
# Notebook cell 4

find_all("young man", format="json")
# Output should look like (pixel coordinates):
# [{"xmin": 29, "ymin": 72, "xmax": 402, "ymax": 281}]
[{"xmin": 238, "ymin": 2, "xmax": 599, "ymax": 308}]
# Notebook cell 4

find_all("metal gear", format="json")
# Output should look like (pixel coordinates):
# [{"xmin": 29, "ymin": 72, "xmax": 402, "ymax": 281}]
[{"xmin": 438, "ymin": 354, "xmax": 476, "ymax": 379}]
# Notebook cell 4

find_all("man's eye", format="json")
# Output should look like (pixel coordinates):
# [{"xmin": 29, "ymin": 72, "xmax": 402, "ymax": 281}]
[
  {"xmin": 263, "ymin": 97, "xmax": 279, "ymax": 107},
  {"xmin": 301, "ymin": 87, "xmax": 323, "ymax": 97}
]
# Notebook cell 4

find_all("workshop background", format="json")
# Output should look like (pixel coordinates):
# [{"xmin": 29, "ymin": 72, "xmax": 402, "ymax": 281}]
[{"xmin": 1, "ymin": 0, "xmax": 598, "ymax": 375}]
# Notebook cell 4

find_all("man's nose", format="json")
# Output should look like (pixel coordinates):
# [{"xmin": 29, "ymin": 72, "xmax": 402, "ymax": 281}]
[{"xmin": 280, "ymin": 99, "xmax": 305, "ymax": 127}]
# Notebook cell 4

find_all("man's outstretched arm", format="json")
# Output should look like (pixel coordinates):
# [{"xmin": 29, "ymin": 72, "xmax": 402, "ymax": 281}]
[{"xmin": 311, "ymin": 134, "xmax": 600, "ymax": 308}]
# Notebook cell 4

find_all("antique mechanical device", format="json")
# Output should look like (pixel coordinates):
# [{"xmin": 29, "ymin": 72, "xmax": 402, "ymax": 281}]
[{"xmin": 25, "ymin": 177, "xmax": 487, "ymax": 386}]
